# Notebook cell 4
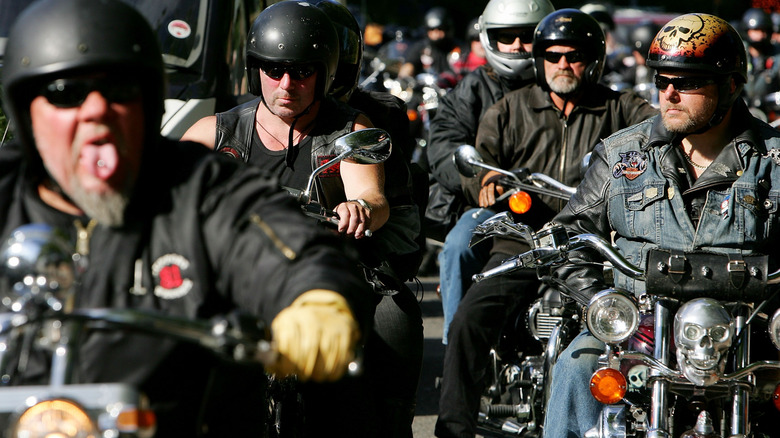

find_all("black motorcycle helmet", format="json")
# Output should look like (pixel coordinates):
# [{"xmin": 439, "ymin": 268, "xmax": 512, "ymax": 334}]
[
  {"xmin": 425, "ymin": 7, "xmax": 453, "ymax": 32},
  {"xmin": 245, "ymin": 1, "xmax": 339, "ymax": 100},
  {"xmin": 742, "ymin": 8, "xmax": 773, "ymax": 34},
  {"xmin": 2, "ymin": 0, "xmax": 164, "ymax": 170},
  {"xmin": 630, "ymin": 21, "xmax": 661, "ymax": 58},
  {"xmin": 310, "ymin": 0, "xmax": 363, "ymax": 100},
  {"xmin": 647, "ymin": 13, "xmax": 747, "ymax": 128},
  {"xmin": 532, "ymin": 9, "xmax": 606, "ymax": 91}
]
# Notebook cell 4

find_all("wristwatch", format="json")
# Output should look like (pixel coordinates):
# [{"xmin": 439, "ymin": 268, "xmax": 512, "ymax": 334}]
[{"xmin": 348, "ymin": 199, "xmax": 373, "ymax": 212}]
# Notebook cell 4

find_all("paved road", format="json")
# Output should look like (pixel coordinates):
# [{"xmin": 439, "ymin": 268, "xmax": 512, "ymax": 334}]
[{"xmin": 410, "ymin": 277, "xmax": 445, "ymax": 438}]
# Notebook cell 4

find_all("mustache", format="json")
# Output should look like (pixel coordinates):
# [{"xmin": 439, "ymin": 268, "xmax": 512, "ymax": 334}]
[{"xmin": 552, "ymin": 70, "xmax": 576, "ymax": 79}]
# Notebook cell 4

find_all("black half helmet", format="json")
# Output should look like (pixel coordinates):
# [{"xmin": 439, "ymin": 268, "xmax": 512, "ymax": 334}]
[
  {"xmin": 532, "ymin": 9, "xmax": 606, "ymax": 90},
  {"xmin": 310, "ymin": 0, "xmax": 363, "ymax": 100},
  {"xmin": 245, "ymin": 1, "xmax": 339, "ymax": 99},
  {"xmin": 2, "ymin": 0, "xmax": 164, "ymax": 158},
  {"xmin": 647, "ymin": 14, "xmax": 747, "ymax": 127}
]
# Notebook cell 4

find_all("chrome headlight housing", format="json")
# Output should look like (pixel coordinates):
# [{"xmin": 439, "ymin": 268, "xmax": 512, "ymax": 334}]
[
  {"xmin": 13, "ymin": 398, "xmax": 97, "ymax": 438},
  {"xmin": 586, "ymin": 289, "xmax": 639, "ymax": 344},
  {"xmin": 770, "ymin": 308, "xmax": 780, "ymax": 350}
]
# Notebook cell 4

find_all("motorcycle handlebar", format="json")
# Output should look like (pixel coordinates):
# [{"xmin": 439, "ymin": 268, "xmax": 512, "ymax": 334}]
[{"xmin": 473, "ymin": 229, "xmax": 780, "ymax": 287}]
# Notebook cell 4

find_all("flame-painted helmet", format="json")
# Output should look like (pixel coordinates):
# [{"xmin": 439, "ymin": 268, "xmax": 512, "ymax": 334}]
[
  {"xmin": 2, "ymin": 0, "xmax": 164, "ymax": 165},
  {"xmin": 245, "ymin": 1, "xmax": 339, "ymax": 99},
  {"xmin": 532, "ymin": 9, "xmax": 606, "ymax": 90},
  {"xmin": 647, "ymin": 14, "xmax": 747, "ymax": 126},
  {"xmin": 310, "ymin": 0, "xmax": 363, "ymax": 100},
  {"xmin": 478, "ymin": 0, "xmax": 555, "ymax": 82}
]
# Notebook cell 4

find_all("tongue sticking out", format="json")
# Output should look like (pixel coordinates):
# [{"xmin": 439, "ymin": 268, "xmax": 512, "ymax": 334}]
[{"xmin": 81, "ymin": 143, "xmax": 120, "ymax": 182}]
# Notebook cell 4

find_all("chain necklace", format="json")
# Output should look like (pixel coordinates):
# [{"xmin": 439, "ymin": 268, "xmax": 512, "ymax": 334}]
[
  {"xmin": 679, "ymin": 145, "xmax": 709, "ymax": 170},
  {"xmin": 255, "ymin": 119, "xmax": 312, "ymax": 149}
]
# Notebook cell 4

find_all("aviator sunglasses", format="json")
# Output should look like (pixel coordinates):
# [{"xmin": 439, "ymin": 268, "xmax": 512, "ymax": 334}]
[
  {"xmin": 654, "ymin": 74, "xmax": 717, "ymax": 93},
  {"xmin": 41, "ymin": 77, "xmax": 143, "ymax": 108},
  {"xmin": 543, "ymin": 51, "xmax": 587, "ymax": 64},
  {"xmin": 260, "ymin": 62, "xmax": 317, "ymax": 81}
]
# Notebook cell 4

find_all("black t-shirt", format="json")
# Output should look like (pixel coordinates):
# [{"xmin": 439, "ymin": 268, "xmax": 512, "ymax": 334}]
[{"xmin": 247, "ymin": 131, "xmax": 314, "ymax": 196}]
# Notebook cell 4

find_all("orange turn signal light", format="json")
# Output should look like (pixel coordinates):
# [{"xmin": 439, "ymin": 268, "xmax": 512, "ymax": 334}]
[
  {"xmin": 508, "ymin": 191, "xmax": 532, "ymax": 214},
  {"xmin": 590, "ymin": 367, "xmax": 627, "ymax": 404},
  {"xmin": 117, "ymin": 408, "xmax": 157, "ymax": 435},
  {"xmin": 407, "ymin": 109, "xmax": 419, "ymax": 122}
]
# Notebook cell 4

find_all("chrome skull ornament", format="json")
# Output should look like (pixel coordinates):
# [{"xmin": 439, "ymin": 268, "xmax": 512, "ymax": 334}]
[{"xmin": 674, "ymin": 298, "xmax": 734, "ymax": 386}]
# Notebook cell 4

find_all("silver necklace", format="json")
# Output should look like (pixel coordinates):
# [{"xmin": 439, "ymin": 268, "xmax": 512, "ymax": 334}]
[{"xmin": 679, "ymin": 146, "xmax": 709, "ymax": 170}]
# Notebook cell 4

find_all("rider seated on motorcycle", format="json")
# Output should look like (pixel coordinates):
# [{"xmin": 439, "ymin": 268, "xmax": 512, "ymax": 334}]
[
  {"xmin": 544, "ymin": 13, "xmax": 780, "ymax": 437},
  {"xmin": 183, "ymin": 2, "xmax": 424, "ymax": 437},
  {"xmin": 435, "ymin": 9, "xmax": 658, "ymax": 438},
  {"xmin": 182, "ymin": 1, "xmax": 388, "ymax": 240},
  {"xmin": 428, "ymin": 0, "xmax": 555, "ymax": 347},
  {"xmin": 1, "ymin": 0, "xmax": 372, "ymax": 436}
]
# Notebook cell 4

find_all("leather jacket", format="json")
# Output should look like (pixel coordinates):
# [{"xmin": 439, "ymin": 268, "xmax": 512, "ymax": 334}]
[
  {"xmin": 551, "ymin": 101, "xmax": 780, "ymax": 303},
  {"xmin": 0, "ymin": 139, "xmax": 372, "ymax": 437},
  {"xmin": 428, "ymin": 65, "xmax": 527, "ymax": 197},
  {"xmin": 467, "ymin": 84, "xmax": 658, "ymax": 256}
]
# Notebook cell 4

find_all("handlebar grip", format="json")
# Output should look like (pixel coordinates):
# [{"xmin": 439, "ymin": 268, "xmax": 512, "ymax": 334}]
[{"xmin": 472, "ymin": 255, "xmax": 523, "ymax": 282}]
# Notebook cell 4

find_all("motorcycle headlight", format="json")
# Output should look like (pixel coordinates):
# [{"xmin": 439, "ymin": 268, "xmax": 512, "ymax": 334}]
[
  {"xmin": 13, "ymin": 398, "xmax": 97, "ymax": 438},
  {"xmin": 587, "ymin": 289, "xmax": 639, "ymax": 344},
  {"xmin": 769, "ymin": 308, "xmax": 780, "ymax": 350}
]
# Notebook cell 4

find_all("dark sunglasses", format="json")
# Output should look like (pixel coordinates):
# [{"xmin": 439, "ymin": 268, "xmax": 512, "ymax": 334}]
[
  {"xmin": 260, "ymin": 63, "xmax": 317, "ymax": 81},
  {"xmin": 41, "ymin": 77, "xmax": 142, "ymax": 108},
  {"xmin": 492, "ymin": 29, "xmax": 534, "ymax": 45},
  {"xmin": 654, "ymin": 74, "xmax": 717, "ymax": 93},
  {"xmin": 543, "ymin": 51, "xmax": 587, "ymax": 64}
]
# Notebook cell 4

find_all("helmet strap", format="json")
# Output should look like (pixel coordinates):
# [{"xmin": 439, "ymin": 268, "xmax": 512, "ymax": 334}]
[{"xmin": 696, "ymin": 76, "xmax": 740, "ymax": 135}]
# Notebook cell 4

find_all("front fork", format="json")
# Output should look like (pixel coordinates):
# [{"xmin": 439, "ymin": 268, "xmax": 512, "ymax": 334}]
[{"xmin": 647, "ymin": 300, "xmax": 672, "ymax": 438}]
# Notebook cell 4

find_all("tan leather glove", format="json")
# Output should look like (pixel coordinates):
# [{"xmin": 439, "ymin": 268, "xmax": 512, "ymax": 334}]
[{"xmin": 268, "ymin": 290, "xmax": 360, "ymax": 382}]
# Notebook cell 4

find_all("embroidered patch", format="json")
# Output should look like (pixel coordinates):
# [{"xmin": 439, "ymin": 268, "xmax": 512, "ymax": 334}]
[
  {"xmin": 612, "ymin": 151, "xmax": 647, "ymax": 180},
  {"xmin": 767, "ymin": 148, "xmax": 780, "ymax": 166},
  {"xmin": 152, "ymin": 254, "xmax": 193, "ymax": 299},
  {"xmin": 720, "ymin": 194, "xmax": 730, "ymax": 218},
  {"xmin": 317, "ymin": 155, "xmax": 341, "ymax": 178}
]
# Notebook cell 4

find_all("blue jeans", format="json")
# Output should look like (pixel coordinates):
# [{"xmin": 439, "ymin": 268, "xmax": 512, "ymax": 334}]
[
  {"xmin": 543, "ymin": 330, "xmax": 606, "ymax": 437},
  {"xmin": 438, "ymin": 208, "xmax": 494, "ymax": 344}
]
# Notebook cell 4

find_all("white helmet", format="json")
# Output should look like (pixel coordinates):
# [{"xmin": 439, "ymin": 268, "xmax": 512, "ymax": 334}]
[{"xmin": 478, "ymin": 0, "xmax": 555, "ymax": 81}]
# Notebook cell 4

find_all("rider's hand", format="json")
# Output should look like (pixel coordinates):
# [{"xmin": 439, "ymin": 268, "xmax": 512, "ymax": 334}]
[
  {"xmin": 268, "ymin": 290, "xmax": 360, "ymax": 382},
  {"xmin": 334, "ymin": 200, "xmax": 371, "ymax": 239},
  {"xmin": 478, "ymin": 171, "xmax": 505, "ymax": 208}
]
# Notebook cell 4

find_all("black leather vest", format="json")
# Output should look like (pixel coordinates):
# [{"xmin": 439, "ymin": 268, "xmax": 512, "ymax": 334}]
[{"xmin": 214, "ymin": 97, "xmax": 360, "ymax": 209}]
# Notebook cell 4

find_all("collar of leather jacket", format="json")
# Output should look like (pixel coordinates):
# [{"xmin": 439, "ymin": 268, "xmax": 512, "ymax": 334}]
[{"xmin": 529, "ymin": 83, "xmax": 614, "ymax": 113}]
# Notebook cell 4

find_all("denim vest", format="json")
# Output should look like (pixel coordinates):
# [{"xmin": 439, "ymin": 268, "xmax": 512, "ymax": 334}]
[{"xmin": 602, "ymin": 118, "xmax": 780, "ymax": 295}]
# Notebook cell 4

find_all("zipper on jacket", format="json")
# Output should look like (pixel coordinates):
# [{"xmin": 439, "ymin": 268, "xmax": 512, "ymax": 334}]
[
  {"xmin": 74, "ymin": 219, "xmax": 97, "ymax": 257},
  {"xmin": 250, "ymin": 214, "xmax": 297, "ymax": 260}
]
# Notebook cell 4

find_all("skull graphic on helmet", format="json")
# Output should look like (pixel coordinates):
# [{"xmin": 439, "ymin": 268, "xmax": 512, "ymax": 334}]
[
  {"xmin": 656, "ymin": 15, "xmax": 705, "ymax": 52},
  {"xmin": 674, "ymin": 298, "xmax": 734, "ymax": 386}
]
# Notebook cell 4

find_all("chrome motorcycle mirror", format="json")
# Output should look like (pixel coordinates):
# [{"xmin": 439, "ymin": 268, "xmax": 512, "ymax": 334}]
[
  {"xmin": 334, "ymin": 127, "xmax": 392, "ymax": 165},
  {"xmin": 0, "ymin": 223, "xmax": 75, "ymax": 314},
  {"xmin": 300, "ymin": 128, "xmax": 392, "ymax": 204},
  {"xmin": 453, "ymin": 144, "xmax": 521, "ymax": 182}
]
